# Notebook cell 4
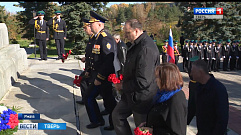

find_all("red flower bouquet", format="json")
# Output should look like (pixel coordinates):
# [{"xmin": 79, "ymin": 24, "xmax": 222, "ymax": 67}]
[
  {"xmin": 134, "ymin": 127, "xmax": 152, "ymax": 135},
  {"xmin": 73, "ymin": 75, "xmax": 82, "ymax": 87},
  {"xmin": 62, "ymin": 50, "xmax": 72, "ymax": 63},
  {"xmin": 108, "ymin": 74, "xmax": 123, "ymax": 84}
]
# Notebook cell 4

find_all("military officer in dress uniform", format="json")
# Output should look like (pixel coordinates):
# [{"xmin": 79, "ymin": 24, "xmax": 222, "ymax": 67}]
[
  {"xmin": 75, "ymin": 18, "xmax": 95, "ymax": 105},
  {"xmin": 193, "ymin": 40, "xmax": 198, "ymax": 56},
  {"xmin": 222, "ymin": 39, "xmax": 231, "ymax": 71},
  {"xmin": 203, "ymin": 40, "xmax": 209, "ymax": 64},
  {"xmin": 197, "ymin": 40, "xmax": 204, "ymax": 60},
  {"xmin": 47, "ymin": 11, "xmax": 67, "ymax": 60},
  {"xmin": 29, "ymin": 11, "xmax": 49, "ymax": 61},
  {"xmin": 188, "ymin": 40, "xmax": 195, "ymax": 70},
  {"xmin": 207, "ymin": 40, "xmax": 213, "ymax": 72},
  {"xmin": 214, "ymin": 40, "xmax": 223, "ymax": 72},
  {"xmin": 211, "ymin": 40, "xmax": 216, "ymax": 71},
  {"xmin": 182, "ymin": 40, "xmax": 189, "ymax": 72},
  {"xmin": 229, "ymin": 40, "xmax": 238, "ymax": 71},
  {"xmin": 162, "ymin": 40, "xmax": 168, "ymax": 63},
  {"xmin": 174, "ymin": 40, "xmax": 180, "ymax": 65},
  {"xmin": 84, "ymin": 11, "xmax": 118, "ymax": 130}
]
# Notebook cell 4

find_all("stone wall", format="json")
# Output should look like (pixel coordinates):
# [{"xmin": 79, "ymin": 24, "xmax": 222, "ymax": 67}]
[{"xmin": 0, "ymin": 23, "xmax": 28, "ymax": 99}]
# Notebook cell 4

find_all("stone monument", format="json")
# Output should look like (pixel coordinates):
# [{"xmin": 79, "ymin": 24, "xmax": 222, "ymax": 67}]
[{"xmin": 0, "ymin": 23, "xmax": 28, "ymax": 99}]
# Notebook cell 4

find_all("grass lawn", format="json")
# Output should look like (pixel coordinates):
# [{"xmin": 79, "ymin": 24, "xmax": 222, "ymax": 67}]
[{"xmin": 13, "ymin": 39, "xmax": 74, "ymax": 58}]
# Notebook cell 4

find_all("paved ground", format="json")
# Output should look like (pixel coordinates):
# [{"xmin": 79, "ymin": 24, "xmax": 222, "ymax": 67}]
[{"xmin": 0, "ymin": 55, "xmax": 240, "ymax": 135}]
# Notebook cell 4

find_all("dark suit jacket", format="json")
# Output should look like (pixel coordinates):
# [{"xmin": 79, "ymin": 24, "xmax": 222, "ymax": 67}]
[
  {"xmin": 29, "ymin": 19, "xmax": 49, "ymax": 40},
  {"xmin": 146, "ymin": 90, "xmax": 187, "ymax": 135},
  {"xmin": 47, "ymin": 18, "xmax": 67, "ymax": 39},
  {"xmin": 196, "ymin": 75, "xmax": 229, "ymax": 135}
]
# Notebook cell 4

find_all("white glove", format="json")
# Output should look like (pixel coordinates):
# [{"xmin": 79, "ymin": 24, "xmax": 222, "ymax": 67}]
[
  {"xmin": 220, "ymin": 58, "xmax": 223, "ymax": 61},
  {"xmin": 202, "ymin": 57, "xmax": 204, "ymax": 60},
  {"xmin": 212, "ymin": 58, "xmax": 215, "ymax": 60},
  {"xmin": 207, "ymin": 58, "xmax": 209, "ymax": 60},
  {"xmin": 237, "ymin": 56, "xmax": 239, "ymax": 59},
  {"xmin": 186, "ymin": 58, "xmax": 188, "ymax": 60},
  {"xmin": 223, "ymin": 56, "xmax": 225, "ymax": 59},
  {"xmin": 229, "ymin": 56, "xmax": 231, "ymax": 59}
]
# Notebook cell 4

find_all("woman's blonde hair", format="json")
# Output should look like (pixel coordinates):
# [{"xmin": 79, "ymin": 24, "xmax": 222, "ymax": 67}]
[{"xmin": 155, "ymin": 63, "xmax": 183, "ymax": 91}]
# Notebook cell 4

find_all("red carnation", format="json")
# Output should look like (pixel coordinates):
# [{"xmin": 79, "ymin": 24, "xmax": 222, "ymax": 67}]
[
  {"xmin": 69, "ymin": 50, "xmax": 72, "ymax": 55},
  {"xmin": 134, "ymin": 127, "xmax": 152, "ymax": 135},
  {"xmin": 7, "ymin": 114, "xmax": 19, "ymax": 129}
]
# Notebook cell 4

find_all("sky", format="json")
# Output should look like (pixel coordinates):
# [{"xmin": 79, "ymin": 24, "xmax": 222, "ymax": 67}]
[{"xmin": 0, "ymin": 2, "xmax": 144, "ymax": 14}]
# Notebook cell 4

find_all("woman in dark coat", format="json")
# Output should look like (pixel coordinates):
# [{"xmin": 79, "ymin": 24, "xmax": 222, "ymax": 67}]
[{"xmin": 139, "ymin": 63, "xmax": 187, "ymax": 135}]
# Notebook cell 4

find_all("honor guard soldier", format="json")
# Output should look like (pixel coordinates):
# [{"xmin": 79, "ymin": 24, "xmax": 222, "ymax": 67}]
[
  {"xmin": 193, "ymin": 40, "xmax": 198, "ymax": 56},
  {"xmin": 188, "ymin": 40, "xmax": 195, "ymax": 70},
  {"xmin": 174, "ymin": 40, "xmax": 180, "ymax": 65},
  {"xmin": 182, "ymin": 40, "xmax": 189, "ymax": 72},
  {"xmin": 197, "ymin": 40, "xmax": 204, "ymax": 60},
  {"xmin": 222, "ymin": 39, "xmax": 231, "ymax": 71},
  {"xmin": 207, "ymin": 40, "xmax": 213, "ymax": 72},
  {"xmin": 162, "ymin": 40, "xmax": 168, "ymax": 63},
  {"xmin": 29, "ymin": 11, "xmax": 49, "ymax": 61},
  {"xmin": 214, "ymin": 40, "xmax": 223, "ymax": 72},
  {"xmin": 84, "ymin": 11, "xmax": 118, "ymax": 130},
  {"xmin": 237, "ymin": 40, "xmax": 241, "ymax": 70},
  {"xmin": 75, "ymin": 18, "xmax": 95, "ymax": 105},
  {"xmin": 47, "ymin": 11, "xmax": 67, "ymax": 60},
  {"xmin": 203, "ymin": 40, "xmax": 209, "ymax": 64},
  {"xmin": 229, "ymin": 40, "xmax": 238, "ymax": 70},
  {"xmin": 211, "ymin": 40, "xmax": 217, "ymax": 71}
]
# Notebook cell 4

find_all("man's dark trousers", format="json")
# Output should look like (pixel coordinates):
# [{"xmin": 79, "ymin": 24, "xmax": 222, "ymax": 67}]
[
  {"xmin": 84, "ymin": 72, "xmax": 116, "ymax": 126},
  {"xmin": 79, "ymin": 71, "xmax": 89, "ymax": 103},
  {"xmin": 36, "ymin": 39, "xmax": 47, "ymax": 60},
  {"xmin": 55, "ymin": 38, "xmax": 65, "ymax": 59}
]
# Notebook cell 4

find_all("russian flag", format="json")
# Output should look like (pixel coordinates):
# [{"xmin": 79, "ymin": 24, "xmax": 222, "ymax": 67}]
[{"xmin": 167, "ymin": 28, "xmax": 175, "ymax": 63}]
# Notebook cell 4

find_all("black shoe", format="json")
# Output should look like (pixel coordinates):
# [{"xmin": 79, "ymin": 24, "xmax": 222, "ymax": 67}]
[
  {"xmin": 86, "ymin": 121, "xmax": 105, "ymax": 129},
  {"xmin": 100, "ymin": 110, "xmax": 109, "ymax": 116},
  {"xmin": 44, "ymin": 59, "xmax": 47, "ymax": 61},
  {"xmin": 103, "ymin": 126, "xmax": 114, "ymax": 131},
  {"xmin": 76, "ymin": 100, "xmax": 84, "ymax": 105},
  {"xmin": 56, "ymin": 58, "xmax": 60, "ymax": 60}
]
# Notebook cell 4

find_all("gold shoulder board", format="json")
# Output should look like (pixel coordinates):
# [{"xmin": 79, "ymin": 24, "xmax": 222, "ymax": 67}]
[{"xmin": 101, "ymin": 32, "xmax": 107, "ymax": 37}]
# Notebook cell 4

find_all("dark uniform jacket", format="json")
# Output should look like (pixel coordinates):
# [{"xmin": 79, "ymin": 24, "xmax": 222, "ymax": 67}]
[
  {"xmin": 89, "ymin": 29, "xmax": 117, "ymax": 83},
  {"xmin": 117, "ymin": 40, "xmax": 127, "ymax": 74},
  {"xmin": 196, "ymin": 75, "xmax": 229, "ymax": 135},
  {"xmin": 207, "ymin": 46, "xmax": 213, "ymax": 59},
  {"xmin": 215, "ymin": 46, "xmax": 222, "ymax": 59},
  {"xmin": 146, "ymin": 90, "xmax": 187, "ymax": 135},
  {"xmin": 222, "ymin": 45, "xmax": 230, "ymax": 58},
  {"xmin": 197, "ymin": 45, "xmax": 204, "ymax": 59},
  {"xmin": 182, "ymin": 45, "xmax": 189, "ymax": 59},
  {"xmin": 47, "ymin": 18, "xmax": 67, "ymax": 39},
  {"xmin": 122, "ymin": 31, "xmax": 160, "ymax": 114},
  {"xmin": 203, "ymin": 45, "xmax": 208, "ymax": 60},
  {"xmin": 29, "ymin": 19, "xmax": 49, "ymax": 40},
  {"xmin": 85, "ymin": 34, "xmax": 95, "ymax": 72},
  {"xmin": 188, "ymin": 46, "xmax": 195, "ymax": 59},
  {"xmin": 229, "ymin": 45, "xmax": 238, "ymax": 59}
]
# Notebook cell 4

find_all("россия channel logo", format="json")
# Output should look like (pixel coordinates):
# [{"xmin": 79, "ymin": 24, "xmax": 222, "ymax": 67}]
[{"xmin": 194, "ymin": 8, "xmax": 223, "ymax": 15}]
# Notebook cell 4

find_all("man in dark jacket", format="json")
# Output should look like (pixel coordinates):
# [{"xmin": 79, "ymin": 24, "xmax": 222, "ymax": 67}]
[
  {"xmin": 29, "ymin": 11, "xmax": 49, "ymax": 61},
  {"xmin": 112, "ymin": 19, "xmax": 160, "ymax": 135},
  {"xmin": 47, "ymin": 11, "xmax": 67, "ymax": 60},
  {"xmin": 190, "ymin": 59, "xmax": 229, "ymax": 135},
  {"xmin": 113, "ymin": 34, "xmax": 127, "ymax": 74}
]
